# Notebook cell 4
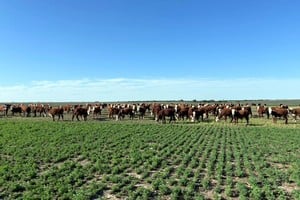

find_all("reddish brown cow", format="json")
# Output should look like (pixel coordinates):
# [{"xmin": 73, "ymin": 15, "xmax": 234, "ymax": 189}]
[
  {"xmin": 151, "ymin": 103, "xmax": 162, "ymax": 121},
  {"xmin": 48, "ymin": 107, "xmax": 64, "ymax": 121},
  {"xmin": 257, "ymin": 104, "xmax": 269, "ymax": 118},
  {"xmin": 63, "ymin": 104, "xmax": 73, "ymax": 114},
  {"xmin": 215, "ymin": 108, "xmax": 233, "ymax": 122},
  {"xmin": 268, "ymin": 107, "xmax": 288, "ymax": 124},
  {"xmin": 232, "ymin": 108, "xmax": 250, "ymax": 125},
  {"xmin": 31, "ymin": 104, "xmax": 47, "ymax": 117},
  {"xmin": 0, "ymin": 104, "xmax": 11, "ymax": 116},
  {"xmin": 289, "ymin": 108, "xmax": 300, "ymax": 122},
  {"xmin": 203, "ymin": 104, "xmax": 218, "ymax": 118}
]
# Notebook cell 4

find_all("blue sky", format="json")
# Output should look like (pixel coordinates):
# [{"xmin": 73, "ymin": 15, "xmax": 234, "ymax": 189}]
[{"xmin": 1, "ymin": 0, "xmax": 300, "ymax": 102}]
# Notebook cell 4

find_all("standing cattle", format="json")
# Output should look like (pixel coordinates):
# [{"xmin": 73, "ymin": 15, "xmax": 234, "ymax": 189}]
[
  {"xmin": 72, "ymin": 106, "xmax": 90, "ymax": 121},
  {"xmin": 215, "ymin": 107, "xmax": 234, "ymax": 123},
  {"xmin": 289, "ymin": 108, "xmax": 300, "ymax": 122},
  {"xmin": 232, "ymin": 108, "xmax": 250, "ymax": 125},
  {"xmin": 48, "ymin": 107, "xmax": 64, "ymax": 121},
  {"xmin": 257, "ymin": 104, "xmax": 269, "ymax": 118},
  {"xmin": 188, "ymin": 106, "xmax": 205, "ymax": 122},
  {"xmin": 157, "ymin": 107, "xmax": 176, "ymax": 123},
  {"xmin": 0, "ymin": 104, "xmax": 11, "ymax": 116},
  {"xmin": 119, "ymin": 107, "xmax": 135, "ymax": 120},
  {"xmin": 269, "ymin": 107, "xmax": 288, "ymax": 124},
  {"xmin": 10, "ymin": 104, "xmax": 31, "ymax": 116},
  {"xmin": 31, "ymin": 104, "xmax": 47, "ymax": 117}
]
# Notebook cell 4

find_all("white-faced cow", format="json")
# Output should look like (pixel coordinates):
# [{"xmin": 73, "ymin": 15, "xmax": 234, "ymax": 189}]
[
  {"xmin": 48, "ymin": 107, "xmax": 64, "ymax": 121},
  {"xmin": 72, "ymin": 106, "xmax": 90, "ymax": 121},
  {"xmin": 268, "ymin": 107, "xmax": 288, "ymax": 124},
  {"xmin": 215, "ymin": 107, "xmax": 234, "ymax": 123},
  {"xmin": 232, "ymin": 108, "xmax": 250, "ymax": 125},
  {"xmin": 289, "ymin": 107, "xmax": 300, "ymax": 122}
]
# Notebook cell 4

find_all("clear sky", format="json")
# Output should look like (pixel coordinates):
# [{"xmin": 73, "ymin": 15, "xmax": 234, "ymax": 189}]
[{"xmin": 1, "ymin": 0, "xmax": 300, "ymax": 102}]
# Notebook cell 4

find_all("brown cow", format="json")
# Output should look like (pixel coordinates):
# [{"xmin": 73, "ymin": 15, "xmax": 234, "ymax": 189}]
[
  {"xmin": 232, "ymin": 108, "xmax": 250, "ymax": 125},
  {"xmin": 48, "ymin": 107, "xmax": 64, "ymax": 121},
  {"xmin": 72, "ymin": 106, "xmax": 90, "ymax": 121},
  {"xmin": 175, "ymin": 104, "xmax": 189, "ymax": 120},
  {"xmin": 11, "ymin": 104, "xmax": 31, "ymax": 117},
  {"xmin": 151, "ymin": 103, "xmax": 162, "ymax": 121},
  {"xmin": 0, "ymin": 104, "xmax": 11, "ymax": 116},
  {"xmin": 119, "ymin": 107, "xmax": 135, "ymax": 120},
  {"xmin": 257, "ymin": 104, "xmax": 269, "ymax": 118},
  {"xmin": 289, "ymin": 108, "xmax": 300, "ymax": 122},
  {"xmin": 203, "ymin": 104, "xmax": 218, "ymax": 118},
  {"xmin": 188, "ymin": 106, "xmax": 205, "ymax": 122},
  {"xmin": 268, "ymin": 107, "xmax": 288, "ymax": 124},
  {"xmin": 31, "ymin": 104, "xmax": 47, "ymax": 117},
  {"xmin": 215, "ymin": 107, "xmax": 233, "ymax": 123},
  {"xmin": 157, "ymin": 107, "xmax": 176, "ymax": 123},
  {"xmin": 108, "ymin": 105, "xmax": 121, "ymax": 120}
]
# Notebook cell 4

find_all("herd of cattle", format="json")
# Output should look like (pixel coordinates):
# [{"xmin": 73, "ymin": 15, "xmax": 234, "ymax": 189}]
[{"xmin": 0, "ymin": 102, "xmax": 300, "ymax": 125}]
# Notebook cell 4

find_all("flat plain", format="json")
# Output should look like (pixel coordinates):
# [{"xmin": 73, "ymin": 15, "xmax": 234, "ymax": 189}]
[{"xmin": 0, "ymin": 113, "xmax": 300, "ymax": 199}]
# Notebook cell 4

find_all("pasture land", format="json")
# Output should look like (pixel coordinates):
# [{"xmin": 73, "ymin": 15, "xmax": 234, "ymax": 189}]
[{"xmin": 0, "ymin": 118, "xmax": 300, "ymax": 199}]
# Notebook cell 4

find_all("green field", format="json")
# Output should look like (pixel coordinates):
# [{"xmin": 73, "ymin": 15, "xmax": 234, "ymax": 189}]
[{"xmin": 0, "ymin": 118, "xmax": 300, "ymax": 199}]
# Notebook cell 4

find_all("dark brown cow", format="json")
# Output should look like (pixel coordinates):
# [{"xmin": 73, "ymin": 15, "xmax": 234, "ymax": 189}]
[
  {"xmin": 289, "ymin": 108, "xmax": 300, "ymax": 122},
  {"xmin": 232, "ymin": 108, "xmax": 250, "ymax": 125},
  {"xmin": 92, "ymin": 105, "xmax": 102, "ymax": 119},
  {"xmin": 119, "ymin": 107, "xmax": 135, "ymax": 120},
  {"xmin": 175, "ymin": 104, "xmax": 189, "ymax": 120},
  {"xmin": 48, "ymin": 107, "xmax": 64, "ymax": 121},
  {"xmin": 108, "ymin": 105, "xmax": 121, "ymax": 120},
  {"xmin": 157, "ymin": 107, "xmax": 176, "ymax": 123},
  {"xmin": 11, "ymin": 104, "xmax": 31, "ymax": 117},
  {"xmin": 268, "ymin": 107, "xmax": 288, "ymax": 124},
  {"xmin": 72, "ymin": 106, "xmax": 90, "ymax": 121},
  {"xmin": 188, "ymin": 106, "xmax": 205, "ymax": 122}
]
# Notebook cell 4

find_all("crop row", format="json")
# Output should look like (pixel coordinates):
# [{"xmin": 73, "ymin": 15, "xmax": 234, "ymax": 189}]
[{"xmin": 0, "ymin": 119, "xmax": 299, "ymax": 199}]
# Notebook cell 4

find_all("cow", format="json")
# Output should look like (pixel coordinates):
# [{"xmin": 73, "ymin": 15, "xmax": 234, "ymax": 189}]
[
  {"xmin": 108, "ymin": 105, "xmax": 121, "ymax": 120},
  {"xmin": 0, "ymin": 104, "xmax": 11, "ymax": 116},
  {"xmin": 91, "ymin": 105, "xmax": 102, "ymax": 119},
  {"xmin": 119, "ymin": 107, "xmax": 135, "ymax": 120},
  {"xmin": 63, "ymin": 104, "xmax": 73, "ymax": 114},
  {"xmin": 175, "ymin": 104, "xmax": 189, "ymax": 120},
  {"xmin": 257, "ymin": 104, "xmax": 269, "ymax": 118},
  {"xmin": 203, "ymin": 104, "xmax": 218, "ymax": 118},
  {"xmin": 72, "ymin": 106, "xmax": 90, "ymax": 121},
  {"xmin": 215, "ymin": 107, "xmax": 234, "ymax": 123},
  {"xmin": 151, "ymin": 103, "xmax": 162, "ymax": 121},
  {"xmin": 188, "ymin": 106, "xmax": 205, "ymax": 122},
  {"xmin": 48, "ymin": 107, "xmax": 64, "ymax": 121},
  {"xmin": 11, "ymin": 105, "xmax": 23, "ymax": 116},
  {"xmin": 31, "ymin": 104, "xmax": 47, "ymax": 117},
  {"xmin": 289, "ymin": 107, "xmax": 300, "ymax": 122},
  {"xmin": 232, "ymin": 108, "xmax": 250, "ymax": 125},
  {"xmin": 268, "ymin": 107, "xmax": 288, "ymax": 124},
  {"xmin": 156, "ymin": 107, "xmax": 176, "ymax": 123}
]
